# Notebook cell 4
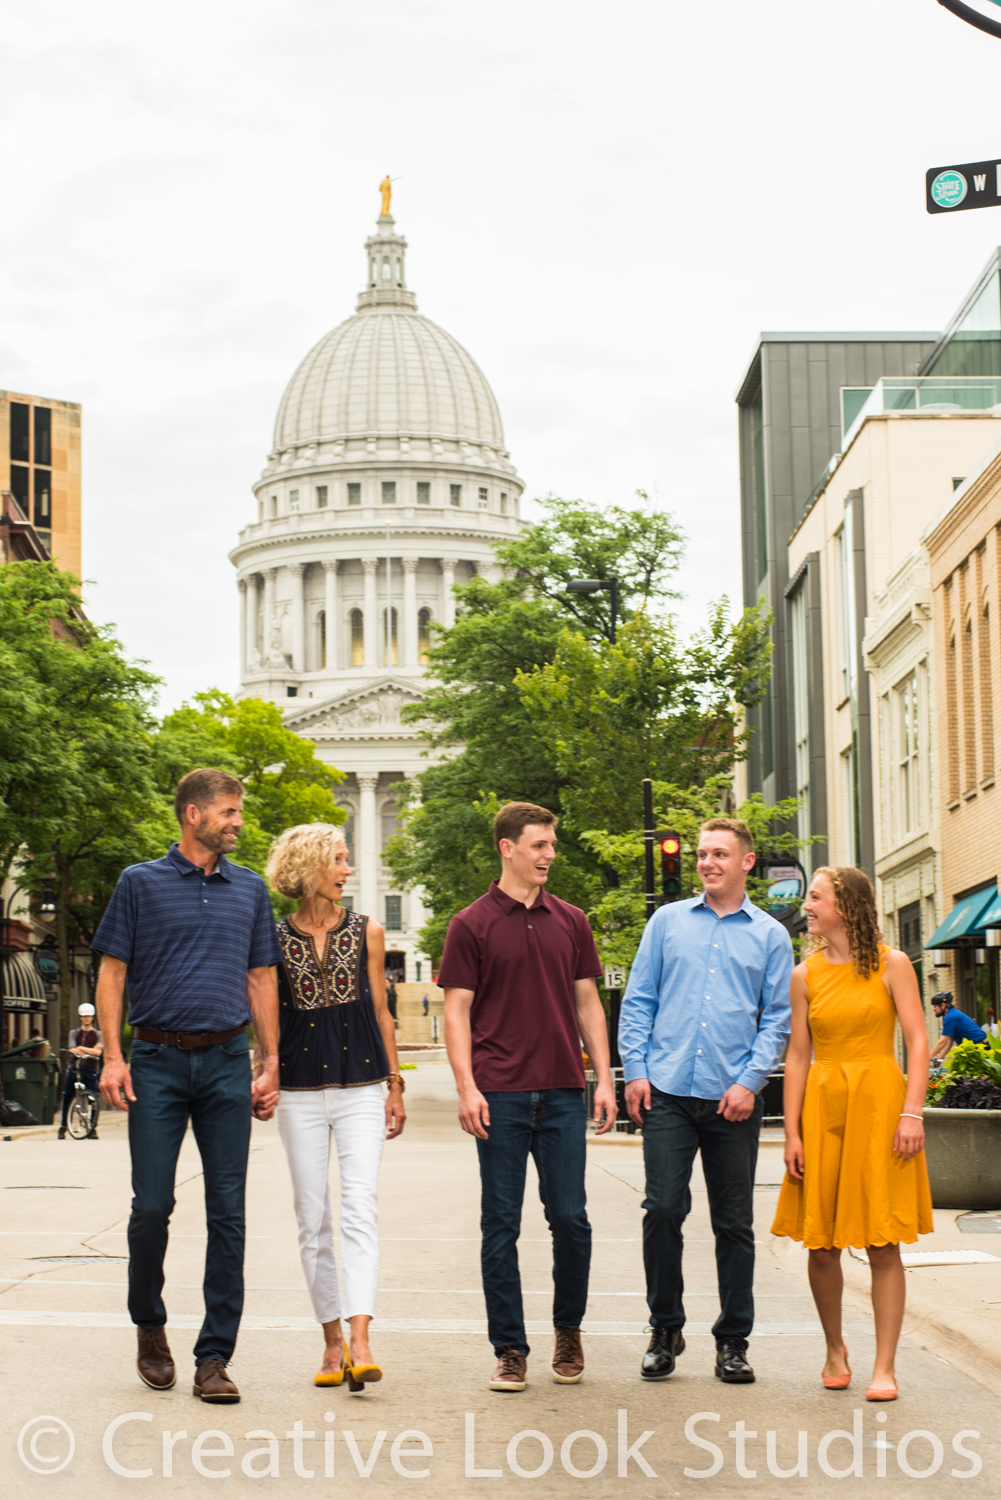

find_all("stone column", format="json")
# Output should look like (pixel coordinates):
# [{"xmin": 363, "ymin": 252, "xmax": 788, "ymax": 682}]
[
  {"xmin": 363, "ymin": 558, "xmax": 378, "ymax": 669},
  {"xmin": 263, "ymin": 568, "xmax": 278, "ymax": 664},
  {"xmin": 402, "ymin": 558, "xmax": 418, "ymax": 666},
  {"xmin": 439, "ymin": 555, "xmax": 457, "ymax": 628},
  {"xmin": 288, "ymin": 563, "xmax": 305, "ymax": 672},
  {"xmin": 238, "ymin": 576, "xmax": 248, "ymax": 680},
  {"xmin": 245, "ymin": 574, "xmax": 260, "ymax": 671},
  {"xmin": 357, "ymin": 773, "xmax": 379, "ymax": 920},
  {"xmin": 323, "ymin": 561, "xmax": 338, "ymax": 671}
]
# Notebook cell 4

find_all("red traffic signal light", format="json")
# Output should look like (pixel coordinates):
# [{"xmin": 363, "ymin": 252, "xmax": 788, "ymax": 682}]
[{"xmin": 657, "ymin": 830, "xmax": 682, "ymax": 902}]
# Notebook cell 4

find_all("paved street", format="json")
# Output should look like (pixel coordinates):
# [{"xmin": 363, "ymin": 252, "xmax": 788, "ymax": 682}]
[{"xmin": 2, "ymin": 1062, "xmax": 998, "ymax": 1496}]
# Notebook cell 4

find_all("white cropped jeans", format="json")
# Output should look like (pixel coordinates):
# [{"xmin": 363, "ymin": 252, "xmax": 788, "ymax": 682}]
[{"xmin": 276, "ymin": 1085, "xmax": 385, "ymax": 1323}]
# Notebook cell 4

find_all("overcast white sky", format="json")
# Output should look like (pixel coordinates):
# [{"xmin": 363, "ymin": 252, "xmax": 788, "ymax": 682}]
[{"xmin": 4, "ymin": 0, "xmax": 1001, "ymax": 710}]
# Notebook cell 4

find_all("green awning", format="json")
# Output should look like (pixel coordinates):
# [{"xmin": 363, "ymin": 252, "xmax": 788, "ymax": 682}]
[
  {"xmin": 978, "ymin": 889, "xmax": 1001, "ymax": 930},
  {"xmin": 925, "ymin": 886, "xmax": 998, "ymax": 949}
]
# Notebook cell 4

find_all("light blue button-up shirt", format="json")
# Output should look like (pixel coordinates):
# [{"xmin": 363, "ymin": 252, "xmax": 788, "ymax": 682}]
[{"xmin": 618, "ymin": 891, "xmax": 793, "ymax": 1099}]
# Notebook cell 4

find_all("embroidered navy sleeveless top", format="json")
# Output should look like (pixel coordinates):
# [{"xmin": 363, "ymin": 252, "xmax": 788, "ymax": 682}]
[{"xmin": 277, "ymin": 910, "xmax": 390, "ymax": 1091}]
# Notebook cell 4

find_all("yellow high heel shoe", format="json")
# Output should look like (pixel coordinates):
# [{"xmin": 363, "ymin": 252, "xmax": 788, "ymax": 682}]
[
  {"xmin": 345, "ymin": 1349, "xmax": 383, "ymax": 1393},
  {"xmin": 314, "ymin": 1352, "xmax": 346, "ymax": 1387}
]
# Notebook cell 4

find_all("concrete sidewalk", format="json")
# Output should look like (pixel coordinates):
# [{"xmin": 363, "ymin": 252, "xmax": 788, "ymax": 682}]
[{"xmin": 1, "ymin": 1063, "xmax": 998, "ymax": 1496}]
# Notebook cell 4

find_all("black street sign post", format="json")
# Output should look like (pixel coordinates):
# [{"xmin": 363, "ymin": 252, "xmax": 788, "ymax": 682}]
[{"xmin": 927, "ymin": 158, "xmax": 1001, "ymax": 213}]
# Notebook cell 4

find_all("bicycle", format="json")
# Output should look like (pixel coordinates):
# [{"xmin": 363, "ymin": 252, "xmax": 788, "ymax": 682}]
[{"xmin": 61, "ymin": 1051, "xmax": 101, "ymax": 1140}]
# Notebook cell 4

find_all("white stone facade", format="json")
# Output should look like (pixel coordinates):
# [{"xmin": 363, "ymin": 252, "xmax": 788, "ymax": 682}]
[{"xmin": 229, "ymin": 210, "xmax": 525, "ymax": 980}]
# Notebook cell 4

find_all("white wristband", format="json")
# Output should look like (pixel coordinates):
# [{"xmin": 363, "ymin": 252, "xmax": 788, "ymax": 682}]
[{"xmin": 899, "ymin": 1112, "xmax": 923, "ymax": 1120}]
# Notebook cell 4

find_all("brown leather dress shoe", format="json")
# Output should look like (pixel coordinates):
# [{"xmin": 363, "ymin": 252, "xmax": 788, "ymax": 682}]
[
  {"xmin": 552, "ymin": 1326, "xmax": 585, "ymax": 1383},
  {"xmin": 137, "ymin": 1328, "xmax": 176, "ymax": 1390},
  {"xmin": 489, "ymin": 1347, "xmax": 527, "ymax": 1391},
  {"xmin": 193, "ymin": 1358, "xmax": 241, "ymax": 1403}
]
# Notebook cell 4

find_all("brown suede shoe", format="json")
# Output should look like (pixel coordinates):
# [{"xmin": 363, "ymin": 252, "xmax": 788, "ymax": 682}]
[
  {"xmin": 552, "ymin": 1326, "xmax": 585, "ymax": 1384},
  {"xmin": 193, "ymin": 1358, "xmax": 241, "ymax": 1403},
  {"xmin": 137, "ymin": 1328, "xmax": 176, "ymax": 1390},
  {"xmin": 489, "ymin": 1347, "xmax": 527, "ymax": 1391}
]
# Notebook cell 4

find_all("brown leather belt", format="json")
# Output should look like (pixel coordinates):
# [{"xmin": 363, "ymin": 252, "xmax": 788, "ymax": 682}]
[{"xmin": 134, "ymin": 1025, "xmax": 246, "ymax": 1050}]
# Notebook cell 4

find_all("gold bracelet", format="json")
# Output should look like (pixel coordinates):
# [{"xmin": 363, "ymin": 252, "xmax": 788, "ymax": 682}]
[{"xmin": 388, "ymin": 1072, "xmax": 406, "ymax": 1093}]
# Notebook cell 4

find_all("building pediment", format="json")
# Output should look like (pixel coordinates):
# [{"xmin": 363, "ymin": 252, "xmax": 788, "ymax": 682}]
[{"xmin": 284, "ymin": 677, "xmax": 425, "ymax": 738}]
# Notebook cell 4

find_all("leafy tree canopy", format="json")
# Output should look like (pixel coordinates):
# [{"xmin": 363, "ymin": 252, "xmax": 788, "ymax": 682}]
[{"xmin": 386, "ymin": 494, "xmax": 776, "ymax": 966}]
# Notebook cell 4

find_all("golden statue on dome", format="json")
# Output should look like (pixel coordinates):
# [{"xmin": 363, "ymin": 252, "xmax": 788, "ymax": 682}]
[{"xmin": 379, "ymin": 175, "xmax": 393, "ymax": 217}]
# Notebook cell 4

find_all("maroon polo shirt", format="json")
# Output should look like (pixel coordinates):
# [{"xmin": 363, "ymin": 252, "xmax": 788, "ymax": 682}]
[{"xmin": 438, "ymin": 879, "xmax": 602, "ymax": 1091}]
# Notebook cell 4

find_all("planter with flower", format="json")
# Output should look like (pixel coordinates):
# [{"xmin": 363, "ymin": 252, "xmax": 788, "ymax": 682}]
[{"xmin": 922, "ymin": 1034, "xmax": 1001, "ymax": 1208}]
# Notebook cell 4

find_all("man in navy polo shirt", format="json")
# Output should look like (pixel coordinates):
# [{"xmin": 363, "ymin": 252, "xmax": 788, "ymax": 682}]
[
  {"xmin": 440, "ymin": 801, "xmax": 617, "ymax": 1393},
  {"xmin": 931, "ymin": 990, "xmax": 987, "ymax": 1057},
  {"xmin": 94, "ymin": 768, "xmax": 281, "ymax": 1403}
]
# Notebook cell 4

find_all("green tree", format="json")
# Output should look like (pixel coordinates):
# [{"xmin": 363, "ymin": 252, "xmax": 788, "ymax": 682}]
[
  {"xmin": 386, "ymin": 496, "xmax": 686, "ymax": 962},
  {"xmin": 153, "ymin": 690, "xmax": 346, "ymax": 888},
  {"xmin": 581, "ymin": 778, "xmax": 807, "ymax": 971},
  {"xmin": 516, "ymin": 604, "xmax": 770, "ymax": 836},
  {"xmin": 0, "ymin": 562, "xmax": 165, "ymax": 1049}
]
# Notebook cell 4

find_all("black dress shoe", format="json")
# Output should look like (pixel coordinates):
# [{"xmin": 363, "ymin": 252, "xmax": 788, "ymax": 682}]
[
  {"xmin": 641, "ymin": 1326, "xmax": 685, "ymax": 1380},
  {"xmin": 715, "ymin": 1340, "xmax": 755, "ymax": 1383}
]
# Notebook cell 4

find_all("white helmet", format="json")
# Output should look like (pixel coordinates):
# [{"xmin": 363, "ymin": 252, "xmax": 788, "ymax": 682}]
[{"xmin": 78, "ymin": 1002, "xmax": 96, "ymax": 1017}]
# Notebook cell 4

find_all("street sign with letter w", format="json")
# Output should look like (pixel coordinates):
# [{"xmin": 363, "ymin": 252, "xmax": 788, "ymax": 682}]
[{"xmin": 927, "ymin": 158, "xmax": 1001, "ymax": 213}]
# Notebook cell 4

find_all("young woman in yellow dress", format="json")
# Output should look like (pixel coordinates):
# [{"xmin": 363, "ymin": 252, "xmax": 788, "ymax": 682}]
[{"xmin": 772, "ymin": 867, "xmax": 932, "ymax": 1401}]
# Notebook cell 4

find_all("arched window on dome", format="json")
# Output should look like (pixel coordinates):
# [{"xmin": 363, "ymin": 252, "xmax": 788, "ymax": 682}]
[
  {"xmin": 381, "ymin": 257, "xmax": 391, "ymax": 281},
  {"xmin": 395, "ymin": 258, "xmax": 401, "ymax": 285},
  {"xmin": 418, "ymin": 607, "xmax": 432, "ymax": 666},
  {"xmin": 317, "ymin": 610, "xmax": 327, "ymax": 670},
  {"xmin": 382, "ymin": 606, "xmax": 399, "ymax": 666},
  {"xmin": 369, "ymin": 259, "xmax": 376, "ymax": 286},
  {"xmin": 350, "ymin": 608, "xmax": 364, "ymax": 667}
]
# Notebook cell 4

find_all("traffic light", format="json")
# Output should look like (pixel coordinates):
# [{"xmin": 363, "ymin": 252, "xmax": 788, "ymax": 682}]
[{"xmin": 658, "ymin": 831, "xmax": 682, "ymax": 902}]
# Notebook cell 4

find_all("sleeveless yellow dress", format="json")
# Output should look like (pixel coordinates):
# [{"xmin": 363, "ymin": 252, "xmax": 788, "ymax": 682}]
[{"xmin": 771, "ymin": 946, "xmax": 933, "ymax": 1249}]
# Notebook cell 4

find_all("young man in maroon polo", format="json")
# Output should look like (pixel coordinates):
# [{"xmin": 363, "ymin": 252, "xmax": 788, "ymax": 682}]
[{"xmin": 440, "ymin": 801, "xmax": 617, "ymax": 1392}]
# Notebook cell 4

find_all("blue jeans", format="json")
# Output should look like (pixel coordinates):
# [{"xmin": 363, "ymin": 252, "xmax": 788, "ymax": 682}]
[
  {"xmin": 127, "ymin": 1034, "xmax": 252, "ymax": 1365},
  {"xmin": 476, "ymin": 1089, "xmax": 591, "ymax": 1356},
  {"xmin": 641, "ymin": 1087, "xmax": 762, "ymax": 1345}
]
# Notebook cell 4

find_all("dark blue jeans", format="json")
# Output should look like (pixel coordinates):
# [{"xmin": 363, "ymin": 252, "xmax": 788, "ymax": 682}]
[
  {"xmin": 476, "ymin": 1089, "xmax": 591, "ymax": 1356},
  {"xmin": 642, "ymin": 1087, "xmax": 762, "ymax": 1345},
  {"xmin": 127, "ymin": 1034, "xmax": 252, "ymax": 1365}
]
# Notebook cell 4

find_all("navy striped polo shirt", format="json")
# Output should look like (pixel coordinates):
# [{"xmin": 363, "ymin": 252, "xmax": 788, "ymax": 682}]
[{"xmin": 93, "ymin": 844, "xmax": 281, "ymax": 1032}]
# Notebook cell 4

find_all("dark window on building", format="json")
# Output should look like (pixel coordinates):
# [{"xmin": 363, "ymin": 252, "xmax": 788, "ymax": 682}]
[
  {"xmin": 348, "ymin": 483, "xmax": 361, "ymax": 506},
  {"xmin": 33, "ymin": 469, "xmax": 51, "ymax": 528},
  {"xmin": 385, "ymin": 895, "xmax": 402, "ymax": 930},
  {"xmin": 316, "ymin": 485, "xmax": 328, "ymax": 508},
  {"xmin": 418, "ymin": 606, "xmax": 432, "ymax": 664},
  {"xmin": 33, "ymin": 406, "xmax": 51, "ymax": 467},
  {"xmin": 952, "ymin": 477, "xmax": 966, "ymax": 492},
  {"xmin": 450, "ymin": 484, "xmax": 461, "ymax": 507},
  {"xmin": 340, "ymin": 895, "xmax": 354, "ymax": 912},
  {"xmin": 350, "ymin": 608, "xmax": 364, "ymax": 665},
  {"xmin": 416, "ymin": 481, "xmax": 430, "ymax": 505},
  {"xmin": 478, "ymin": 486, "xmax": 489, "ymax": 508},
  {"xmin": 10, "ymin": 402, "xmax": 29, "ymax": 462},
  {"xmin": 500, "ymin": 492, "xmax": 508, "ymax": 514},
  {"xmin": 382, "ymin": 481, "xmax": 396, "ymax": 505},
  {"xmin": 338, "ymin": 808, "xmax": 355, "ymax": 861},
  {"xmin": 318, "ymin": 609, "xmax": 327, "ymax": 669},
  {"xmin": 287, "ymin": 686, "xmax": 297, "ymax": 697},
  {"xmin": 9, "ymin": 465, "xmax": 29, "ymax": 515}
]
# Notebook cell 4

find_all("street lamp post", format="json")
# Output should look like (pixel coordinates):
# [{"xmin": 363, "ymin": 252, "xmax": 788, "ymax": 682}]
[{"xmin": 565, "ymin": 577, "xmax": 619, "ymax": 643}]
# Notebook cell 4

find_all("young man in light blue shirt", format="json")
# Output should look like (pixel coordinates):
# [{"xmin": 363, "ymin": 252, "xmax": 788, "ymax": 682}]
[{"xmin": 618, "ymin": 817, "xmax": 792, "ymax": 1385}]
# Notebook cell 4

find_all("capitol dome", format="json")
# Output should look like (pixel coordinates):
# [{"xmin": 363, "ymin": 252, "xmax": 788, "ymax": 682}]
[
  {"xmin": 274, "ymin": 309, "xmax": 506, "ymax": 454},
  {"xmin": 230, "ymin": 194, "xmax": 525, "ymax": 988}
]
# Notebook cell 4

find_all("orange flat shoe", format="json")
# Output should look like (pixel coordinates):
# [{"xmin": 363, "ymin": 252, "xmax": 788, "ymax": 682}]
[
  {"xmin": 822, "ymin": 1345, "xmax": 851, "ymax": 1390},
  {"xmin": 865, "ymin": 1381, "xmax": 898, "ymax": 1402}
]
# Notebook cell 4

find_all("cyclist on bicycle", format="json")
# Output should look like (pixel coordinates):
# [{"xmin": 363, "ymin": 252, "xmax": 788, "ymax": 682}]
[{"xmin": 58, "ymin": 1002, "xmax": 103, "ymax": 1140}]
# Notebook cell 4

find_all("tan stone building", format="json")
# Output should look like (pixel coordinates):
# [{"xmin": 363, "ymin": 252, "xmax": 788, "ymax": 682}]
[
  {"xmin": 924, "ymin": 440, "xmax": 1001, "ymax": 1023},
  {"xmin": 0, "ymin": 390, "xmax": 81, "ymax": 574}
]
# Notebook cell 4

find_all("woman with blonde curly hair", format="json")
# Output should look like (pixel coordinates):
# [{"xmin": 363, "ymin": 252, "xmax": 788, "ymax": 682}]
[
  {"xmin": 772, "ymin": 866, "xmax": 932, "ymax": 1401},
  {"xmin": 265, "ymin": 823, "xmax": 406, "ymax": 1391}
]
